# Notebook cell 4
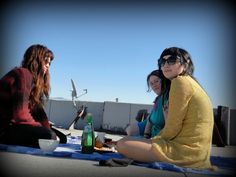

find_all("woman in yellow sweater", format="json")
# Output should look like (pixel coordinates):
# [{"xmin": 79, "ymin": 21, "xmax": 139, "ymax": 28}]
[{"xmin": 116, "ymin": 47, "xmax": 214, "ymax": 169}]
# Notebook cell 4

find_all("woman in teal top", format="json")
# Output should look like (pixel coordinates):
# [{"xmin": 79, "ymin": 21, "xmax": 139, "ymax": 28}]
[
  {"xmin": 142, "ymin": 95, "xmax": 168, "ymax": 138},
  {"xmin": 139, "ymin": 94, "xmax": 168, "ymax": 138},
  {"xmin": 126, "ymin": 69, "xmax": 170, "ymax": 138}
]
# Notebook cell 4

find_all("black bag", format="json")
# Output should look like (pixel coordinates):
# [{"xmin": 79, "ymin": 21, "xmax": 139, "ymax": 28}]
[
  {"xmin": 135, "ymin": 109, "xmax": 149, "ymax": 122},
  {"xmin": 51, "ymin": 126, "xmax": 67, "ymax": 144}
]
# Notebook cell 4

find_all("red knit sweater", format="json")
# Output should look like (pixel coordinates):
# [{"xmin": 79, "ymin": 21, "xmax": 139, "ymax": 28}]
[{"xmin": 0, "ymin": 67, "xmax": 50, "ymax": 130}]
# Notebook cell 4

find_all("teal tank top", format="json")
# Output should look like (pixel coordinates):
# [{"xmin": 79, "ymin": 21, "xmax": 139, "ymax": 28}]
[{"xmin": 149, "ymin": 95, "xmax": 166, "ymax": 137}]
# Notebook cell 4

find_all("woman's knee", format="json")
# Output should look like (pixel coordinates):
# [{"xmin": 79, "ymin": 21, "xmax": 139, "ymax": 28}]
[{"xmin": 116, "ymin": 137, "xmax": 128, "ymax": 153}]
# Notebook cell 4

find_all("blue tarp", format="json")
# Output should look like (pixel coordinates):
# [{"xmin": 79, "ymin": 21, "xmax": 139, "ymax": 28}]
[{"xmin": 0, "ymin": 136, "xmax": 235, "ymax": 176}]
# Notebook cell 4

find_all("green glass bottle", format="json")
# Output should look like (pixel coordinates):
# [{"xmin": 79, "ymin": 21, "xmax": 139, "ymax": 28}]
[{"xmin": 81, "ymin": 113, "xmax": 95, "ymax": 153}]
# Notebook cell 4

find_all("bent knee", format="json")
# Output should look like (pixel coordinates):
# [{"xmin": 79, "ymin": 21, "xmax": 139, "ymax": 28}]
[{"xmin": 116, "ymin": 138, "xmax": 127, "ymax": 154}]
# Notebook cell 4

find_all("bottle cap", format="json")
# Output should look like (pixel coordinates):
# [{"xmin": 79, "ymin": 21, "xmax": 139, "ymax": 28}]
[{"xmin": 87, "ymin": 113, "xmax": 93, "ymax": 123}]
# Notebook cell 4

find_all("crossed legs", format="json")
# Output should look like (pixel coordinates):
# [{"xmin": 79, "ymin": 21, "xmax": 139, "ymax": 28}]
[{"xmin": 116, "ymin": 136, "xmax": 159, "ymax": 162}]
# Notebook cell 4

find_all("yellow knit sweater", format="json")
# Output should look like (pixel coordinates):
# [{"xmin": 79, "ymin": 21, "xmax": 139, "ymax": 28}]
[{"xmin": 152, "ymin": 75, "xmax": 214, "ymax": 169}]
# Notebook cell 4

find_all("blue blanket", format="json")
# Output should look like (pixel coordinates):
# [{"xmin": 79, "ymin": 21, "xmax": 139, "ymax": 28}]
[{"xmin": 0, "ymin": 136, "xmax": 235, "ymax": 176}]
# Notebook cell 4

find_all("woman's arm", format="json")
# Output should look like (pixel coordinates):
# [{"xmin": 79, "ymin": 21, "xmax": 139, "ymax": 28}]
[
  {"xmin": 10, "ymin": 68, "xmax": 41, "ymax": 126},
  {"xmin": 143, "ymin": 119, "xmax": 152, "ymax": 138},
  {"xmin": 31, "ymin": 104, "xmax": 51, "ymax": 129}
]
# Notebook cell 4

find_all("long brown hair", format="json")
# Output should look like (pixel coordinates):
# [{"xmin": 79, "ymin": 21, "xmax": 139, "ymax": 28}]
[{"xmin": 21, "ymin": 44, "xmax": 54, "ymax": 110}]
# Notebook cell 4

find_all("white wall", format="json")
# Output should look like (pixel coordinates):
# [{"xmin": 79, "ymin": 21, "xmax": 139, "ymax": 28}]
[
  {"xmin": 74, "ymin": 101, "xmax": 104, "ymax": 130},
  {"xmin": 45, "ymin": 99, "xmax": 77, "ymax": 129},
  {"xmin": 45, "ymin": 99, "xmax": 105, "ymax": 130},
  {"xmin": 129, "ymin": 103, "xmax": 153, "ymax": 124},
  {"xmin": 102, "ymin": 102, "xmax": 131, "ymax": 131},
  {"xmin": 102, "ymin": 101, "xmax": 153, "ymax": 132},
  {"xmin": 45, "ymin": 99, "xmax": 152, "ymax": 132}
]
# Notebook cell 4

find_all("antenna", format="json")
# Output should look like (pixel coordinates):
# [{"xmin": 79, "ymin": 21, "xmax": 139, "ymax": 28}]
[
  {"xmin": 77, "ymin": 89, "xmax": 88, "ymax": 98},
  {"xmin": 70, "ymin": 79, "xmax": 88, "ymax": 109},
  {"xmin": 71, "ymin": 79, "xmax": 78, "ymax": 108},
  {"xmin": 68, "ymin": 79, "xmax": 88, "ymax": 130},
  {"xmin": 71, "ymin": 79, "xmax": 77, "ymax": 98}
]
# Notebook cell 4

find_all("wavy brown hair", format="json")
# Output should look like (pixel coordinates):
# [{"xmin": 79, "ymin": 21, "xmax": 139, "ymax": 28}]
[{"xmin": 21, "ymin": 44, "xmax": 54, "ymax": 110}]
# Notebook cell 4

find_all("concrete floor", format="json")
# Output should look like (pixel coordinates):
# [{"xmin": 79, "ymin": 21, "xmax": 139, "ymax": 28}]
[{"xmin": 0, "ymin": 128, "xmax": 235, "ymax": 177}]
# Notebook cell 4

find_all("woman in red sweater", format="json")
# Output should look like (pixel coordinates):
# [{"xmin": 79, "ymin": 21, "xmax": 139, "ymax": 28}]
[{"xmin": 0, "ymin": 44, "xmax": 66, "ymax": 148}]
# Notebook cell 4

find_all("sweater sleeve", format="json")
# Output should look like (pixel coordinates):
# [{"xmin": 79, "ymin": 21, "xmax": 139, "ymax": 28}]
[
  {"xmin": 11, "ymin": 68, "xmax": 41, "ymax": 127},
  {"xmin": 153, "ymin": 76, "xmax": 193, "ymax": 141},
  {"xmin": 31, "ymin": 104, "xmax": 51, "ymax": 129}
]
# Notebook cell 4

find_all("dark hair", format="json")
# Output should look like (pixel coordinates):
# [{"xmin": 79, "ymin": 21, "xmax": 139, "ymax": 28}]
[
  {"xmin": 158, "ymin": 47, "xmax": 207, "ymax": 98},
  {"xmin": 158, "ymin": 47, "xmax": 194, "ymax": 76},
  {"xmin": 21, "ymin": 44, "xmax": 54, "ymax": 109},
  {"xmin": 135, "ymin": 109, "xmax": 149, "ymax": 122},
  {"xmin": 147, "ymin": 69, "xmax": 171, "ymax": 100}
]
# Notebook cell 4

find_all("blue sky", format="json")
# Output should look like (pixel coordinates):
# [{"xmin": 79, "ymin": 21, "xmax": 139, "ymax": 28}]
[{"xmin": 1, "ymin": 1, "xmax": 235, "ymax": 109}]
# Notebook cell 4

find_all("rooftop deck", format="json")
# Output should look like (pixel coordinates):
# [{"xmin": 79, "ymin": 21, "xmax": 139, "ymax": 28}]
[{"xmin": 1, "ymin": 128, "xmax": 235, "ymax": 177}]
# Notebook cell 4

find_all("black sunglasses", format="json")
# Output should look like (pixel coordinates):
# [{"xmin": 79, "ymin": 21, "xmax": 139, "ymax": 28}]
[{"xmin": 158, "ymin": 56, "xmax": 180, "ymax": 67}]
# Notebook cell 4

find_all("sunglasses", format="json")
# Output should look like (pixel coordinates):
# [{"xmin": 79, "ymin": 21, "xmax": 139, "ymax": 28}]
[{"xmin": 158, "ymin": 56, "xmax": 180, "ymax": 67}]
